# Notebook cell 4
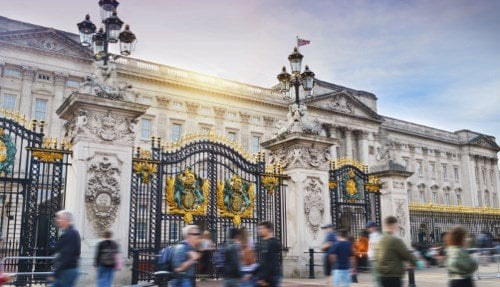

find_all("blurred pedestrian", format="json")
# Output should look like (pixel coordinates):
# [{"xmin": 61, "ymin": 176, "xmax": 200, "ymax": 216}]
[
  {"xmin": 0, "ymin": 239, "xmax": 13, "ymax": 286},
  {"xmin": 329, "ymin": 229, "xmax": 355, "ymax": 287},
  {"xmin": 256, "ymin": 221, "xmax": 281, "ymax": 287},
  {"xmin": 50, "ymin": 210, "xmax": 81, "ymax": 287},
  {"xmin": 320, "ymin": 223, "xmax": 337, "ymax": 287},
  {"xmin": 240, "ymin": 227, "xmax": 258, "ymax": 287},
  {"xmin": 222, "ymin": 228, "xmax": 242, "ymax": 287},
  {"xmin": 367, "ymin": 221, "xmax": 382, "ymax": 287},
  {"xmin": 198, "ymin": 230, "xmax": 214, "ymax": 276},
  {"xmin": 94, "ymin": 230, "xmax": 120, "ymax": 287},
  {"xmin": 354, "ymin": 231, "xmax": 369, "ymax": 271},
  {"xmin": 171, "ymin": 225, "xmax": 201, "ymax": 287},
  {"xmin": 445, "ymin": 226, "xmax": 478, "ymax": 287},
  {"xmin": 375, "ymin": 216, "xmax": 416, "ymax": 287}
]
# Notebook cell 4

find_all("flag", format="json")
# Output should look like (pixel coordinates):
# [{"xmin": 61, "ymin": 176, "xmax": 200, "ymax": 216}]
[{"xmin": 297, "ymin": 38, "xmax": 311, "ymax": 47}]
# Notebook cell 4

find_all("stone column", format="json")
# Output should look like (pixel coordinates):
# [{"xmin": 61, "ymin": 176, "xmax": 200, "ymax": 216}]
[
  {"xmin": 345, "ymin": 129, "xmax": 353, "ymax": 158},
  {"xmin": 185, "ymin": 101, "xmax": 199, "ymax": 133},
  {"xmin": 20, "ymin": 66, "xmax": 36, "ymax": 118},
  {"xmin": 372, "ymin": 161, "xmax": 413, "ymax": 246},
  {"xmin": 50, "ymin": 73, "xmax": 67, "ymax": 137},
  {"xmin": 239, "ymin": 112, "xmax": 251, "ymax": 150},
  {"xmin": 359, "ymin": 130, "xmax": 369, "ymax": 164},
  {"xmin": 213, "ymin": 107, "xmax": 226, "ymax": 134},
  {"xmin": 57, "ymin": 93, "xmax": 148, "ymax": 286},
  {"xmin": 262, "ymin": 133, "xmax": 336, "ymax": 277}
]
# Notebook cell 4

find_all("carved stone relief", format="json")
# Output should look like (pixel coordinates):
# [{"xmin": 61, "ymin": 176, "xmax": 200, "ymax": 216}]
[
  {"xmin": 376, "ymin": 127, "xmax": 395, "ymax": 162},
  {"xmin": 156, "ymin": 96, "xmax": 170, "ymax": 107},
  {"xmin": 275, "ymin": 104, "xmax": 323, "ymax": 138},
  {"xmin": 85, "ymin": 154, "xmax": 121, "ymax": 235},
  {"xmin": 63, "ymin": 109, "xmax": 137, "ymax": 145},
  {"xmin": 393, "ymin": 181, "xmax": 405, "ymax": 189},
  {"xmin": 269, "ymin": 144, "xmax": 331, "ymax": 169},
  {"xmin": 328, "ymin": 95, "xmax": 353, "ymax": 114},
  {"xmin": 304, "ymin": 178, "xmax": 325, "ymax": 239},
  {"xmin": 394, "ymin": 199, "xmax": 407, "ymax": 238}
]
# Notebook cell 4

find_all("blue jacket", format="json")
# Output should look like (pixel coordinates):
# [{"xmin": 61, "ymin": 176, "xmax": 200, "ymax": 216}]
[
  {"xmin": 171, "ymin": 241, "xmax": 195, "ymax": 277},
  {"xmin": 53, "ymin": 225, "xmax": 81, "ymax": 277}
]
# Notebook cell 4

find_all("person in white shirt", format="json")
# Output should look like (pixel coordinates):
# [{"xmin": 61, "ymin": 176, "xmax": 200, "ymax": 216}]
[{"xmin": 367, "ymin": 221, "xmax": 382, "ymax": 287}]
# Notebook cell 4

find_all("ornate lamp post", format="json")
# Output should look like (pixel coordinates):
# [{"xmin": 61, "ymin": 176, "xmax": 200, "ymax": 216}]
[
  {"xmin": 277, "ymin": 47, "xmax": 315, "ymax": 106},
  {"xmin": 77, "ymin": 0, "xmax": 137, "ymax": 65}
]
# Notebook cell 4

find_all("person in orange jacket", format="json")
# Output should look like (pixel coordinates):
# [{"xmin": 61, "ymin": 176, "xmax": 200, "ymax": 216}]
[{"xmin": 353, "ymin": 231, "xmax": 369, "ymax": 271}]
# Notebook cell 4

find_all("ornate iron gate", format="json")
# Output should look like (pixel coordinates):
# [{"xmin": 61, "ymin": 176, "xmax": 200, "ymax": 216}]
[
  {"xmin": 0, "ymin": 112, "xmax": 71, "ymax": 285},
  {"xmin": 329, "ymin": 158, "xmax": 381, "ymax": 238},
  {"xmin": 129, "ymin": 133, "xmax": 284, "ymax": 283}
]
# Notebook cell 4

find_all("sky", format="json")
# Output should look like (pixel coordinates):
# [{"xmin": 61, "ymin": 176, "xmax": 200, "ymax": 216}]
[{"xmin": 2, "ymin": 0, "xmax": 500, "ymax": 140}]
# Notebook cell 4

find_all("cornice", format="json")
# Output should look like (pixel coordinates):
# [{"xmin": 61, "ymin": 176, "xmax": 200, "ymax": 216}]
[{"xmin": 0, "ymin": 40, "xmax": 92, "ymax": 65}]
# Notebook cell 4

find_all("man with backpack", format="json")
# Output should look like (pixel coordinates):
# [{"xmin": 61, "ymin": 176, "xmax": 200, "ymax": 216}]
[
  {"xmin": 222, "ymin": 228, "xmax": 243, "ymax": 287},
  {"xmin": 170, "ymin": 225, "xmax": 202, "ymax": 287},
  {"xmin": 94, "ymin": 230, "xmax": 119, "ymax": 287},
  {"xmin": 256, "ymin": 221, "xmax": 281, "ymax": 287}
]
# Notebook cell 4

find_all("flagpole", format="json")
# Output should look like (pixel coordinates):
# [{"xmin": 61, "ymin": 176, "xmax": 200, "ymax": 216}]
[{"xmin": 296, "ymin": 35, "xmax": 299, "ymax": 51}]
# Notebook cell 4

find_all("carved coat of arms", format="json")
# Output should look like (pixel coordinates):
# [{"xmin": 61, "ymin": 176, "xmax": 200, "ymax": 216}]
[
  {"xmin": 0, "ymin": 129, "xmax": 16, "ymax": 174},
  {"xmin": 166, "ymin": 169, "xmax": 209, "ymax": 224},
  {"xmin": 217, "ymin": 175, "xmax": 254, "ymax": 226}
]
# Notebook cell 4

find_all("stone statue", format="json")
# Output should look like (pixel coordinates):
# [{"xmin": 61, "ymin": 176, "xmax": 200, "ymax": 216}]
[
  {"xmin": 275, "ymin": 104, "xmax": 323, "ymax": 138},
  {"xmin": 376, "ymin": 127, "xmax": 395, "ymax": 162}
]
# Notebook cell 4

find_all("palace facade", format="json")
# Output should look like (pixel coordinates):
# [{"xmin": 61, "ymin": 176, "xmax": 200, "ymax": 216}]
[{"xmin": 1, "ymin": 16, "xmax": 499, "ymax": 216}]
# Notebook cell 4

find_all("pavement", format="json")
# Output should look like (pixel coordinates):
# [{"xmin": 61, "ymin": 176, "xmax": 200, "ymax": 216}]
[{"xmin": 193, "ymin": 265, "xmax": 500, "ymax": 287}]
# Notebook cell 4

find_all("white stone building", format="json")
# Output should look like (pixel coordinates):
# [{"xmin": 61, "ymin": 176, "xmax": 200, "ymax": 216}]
[{"xmin": 1, "ymin": 16, "xmax": 499, "ymax": 280}]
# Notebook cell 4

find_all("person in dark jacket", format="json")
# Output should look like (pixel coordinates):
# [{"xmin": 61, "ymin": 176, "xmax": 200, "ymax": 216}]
[
  {"xmin": 50, "ymin": 210, "xmax": 81, "ymax": 287},
  {"xmin": 223, "ymin": 228, "xmax": 242, "ymax": 287},
  {"xmin": 94, "ymin": 230, "xmax": 119, "ymax": 287},
  {"xmin": 256, "ymin": 221, "xmax": 281, "ymax": 287}
]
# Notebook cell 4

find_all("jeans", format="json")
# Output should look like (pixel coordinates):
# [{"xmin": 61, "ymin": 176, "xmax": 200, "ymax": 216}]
[
  {"xmin": 241, "ymin": 271, "xmax": 256, "ymax": 287},
  {"xmin": 332, "ymin": 269, "xmax": 351, "ymax": 287},
  {"xmin": 97, "ymin": 266, "xmax": 115, "ymax": 287},
  {"xmin": 380, "ymin": 277, "xmax": 402, "ymax": 287},
  {"xmin": 223, "ymin": 278, "xmax": 240, "ymax": 287},
  {"xmin": 52, "ymin": 268, "xmax": 79, "ymax": 287},
  {"xmin": 169, "ymin": 277, "xmax": 192, "ymax": 287},
  {"xmin": 369, "ymin": 260, "xmax": 381, "ymax": 287}
]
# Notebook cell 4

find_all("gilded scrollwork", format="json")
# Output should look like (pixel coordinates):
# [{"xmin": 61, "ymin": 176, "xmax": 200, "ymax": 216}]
[
  {"xmin": 32, "ymin": 150, "xmax": 64, "ymax": 163},
  {"xmin": 133, "ymin": 161, "xmax": 157, "ymax": 184},
  {"xmin": 262, "ymin": 175, "xmax": 280, "ymax": 195},
  {"xmin": 165, "ymin": 169, "xmax": 209, "ymax": 224},
  {"xmin": 217, "ymin": 175, "xmax": 255, "ymax": 227},
  {"xmin": 0, "ymin": 129, "xmax": 16, "ymax": 174}
]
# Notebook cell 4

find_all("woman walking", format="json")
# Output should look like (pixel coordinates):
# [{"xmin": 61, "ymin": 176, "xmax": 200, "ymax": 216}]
[
  {"xmin": 240, "ymin": 227, "xmax": 258, "ymax": 287},
  {"xmin": 94, "ymin": 230, "xmax": 120, "ymax": 287},
  {"xmin": 445, "ymin": 226, "xmax": 478, "ymax": 287}
]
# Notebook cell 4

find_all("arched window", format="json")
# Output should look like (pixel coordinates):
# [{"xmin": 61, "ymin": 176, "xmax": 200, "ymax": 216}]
[
  {"xmin": 443, "ymin": 187, "xmax": 451, "ymax": 206},
  {"xmin": 431, "ymin": 185, "xmax": 439, "ymax": 204},
  {"xmin": 418, "ymin": 184, "xmax": 426, "ymax": 203},
  {"xmin": 455, "ymin": 188, "xmax": 462, "ymax": 205}
]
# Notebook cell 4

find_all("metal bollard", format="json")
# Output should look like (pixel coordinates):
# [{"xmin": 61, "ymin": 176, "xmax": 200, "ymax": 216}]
[
  {"xmin": 131, "ymin": 249, "xmax": 139, "ymax": 285},
  {"xmin": 309, "ymin": 248, "xmax": 315, "ymax": 279},
  {"xmin": 407, "ymin": 268, "xmax": 416, "ymax": 287}
]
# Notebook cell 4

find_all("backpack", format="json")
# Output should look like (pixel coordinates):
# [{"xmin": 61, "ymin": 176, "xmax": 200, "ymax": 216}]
[
  {"xmin": 157, "ymin": 245, "xmax": 176, "ymax": 272},
  {"xmin": 99, "ymin": 242, "xmax": 118, "ymax": 266}
]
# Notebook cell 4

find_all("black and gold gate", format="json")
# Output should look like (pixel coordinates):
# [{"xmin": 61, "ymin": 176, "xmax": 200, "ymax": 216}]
[
  {"xmin": 129, "ymin": 133, "xmax": 285, "ymax": 283},
  {"xmin": 0, "ymin": 112, "xmax": 71, "ymax": 285},
  {"xmin": 329, "ymin": 158, "xmax": 381, "ymax": 238}
]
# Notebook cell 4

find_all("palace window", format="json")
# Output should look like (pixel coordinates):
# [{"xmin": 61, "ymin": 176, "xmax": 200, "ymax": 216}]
[
  {"xmin": 444, "ymin": 193, "xmax": 450, "ymax": 206},
  {"xmin": 475, "ymin": 167, "xmax": 479, "ymax": 182},
  {"xmin": 430, "ymin": 162, "xmax": 436, "ymax": 179},
  {"xmin": 490, "ymin": 170, "xmax": 494, "ymax": 186},
  {"xmin": 454, "ymin": 167, "xmax": 459, "ymax": 182},
  {"xmin": 432, "ymin": 192, "xmax": 438, "ymax": 204},
  {"xmin": 442, "ymin": 164, "xmax": 447, "ymax": 180},
  {"xmin": 227, "ymin": 131, "xmax": 237, "ymax": 142},
  {"xmin": 493, "ymin": 193, "xmax": 498, "ymax": 208},
  {"xmin": 418, "ymin": 186, "xmax": 425, "ymax": 203},
  {"xmin": 66, "ymin": 79, "xmax": 80, "ymax": 88},
  {"xmin": 484, "ymin": 190, "xmax": 490, "ymax": 207},
  {"xmin": 417, "ymin": 161, "xmax": 423, "ymax": 177},
  {"xmin": 482, "ymin": 169, "xmax": 486, "ymax": 184},
  {"xmin": 3, "ymin": 68, "xmax": 21, "ymax": 77},
  {"xmin": 251, "ymin": 135, "xmax": 261, "ymax": 153},
  {"xmin": 140, "ymin": 119, "xmax": 152, "ymax": 139},
  {"xmin": 34, "ymin": 98, "xmax": 48, "ymax": 121},
  {"xmin": 172, "ymin": 123, "xmax": 182, "ymax": 142},
  {"xmin": 456, "ymin": 193, "xmax": 462, "ymax": 205},
  {"xmin": 37, "ymin": 72, "xmax": 51, "ymax": 81},
  {"xmin": 2, "ymin": 94, "xmax": 17, "ymax": 111}
]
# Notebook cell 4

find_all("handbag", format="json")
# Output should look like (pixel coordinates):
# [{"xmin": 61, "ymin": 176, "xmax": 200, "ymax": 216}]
[{"xmin": 114, "ymin": 252, "xmax": 123, "ymax": 271}]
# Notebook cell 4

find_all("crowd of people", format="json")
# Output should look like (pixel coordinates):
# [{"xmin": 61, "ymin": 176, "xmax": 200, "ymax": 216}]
[{"xmin": 321, "ymin": 215, "xmax": 484, "ymax": 287}]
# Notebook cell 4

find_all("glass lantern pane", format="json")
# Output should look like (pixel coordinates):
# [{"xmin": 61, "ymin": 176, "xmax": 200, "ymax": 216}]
[
  {"xmin": 108, "ymin": 29, "xmax": 120, "ymax": 43},
  {"xmin": 290, "ymin": 60, "xmax": 301, "ymax": 74},
  {"xmin": 80, "ymin": 33, "xmax": 92, "ymax": 47},
  {"xmin": 120, "ymin": 42, "xmax": 131, "ymax": 56}
]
